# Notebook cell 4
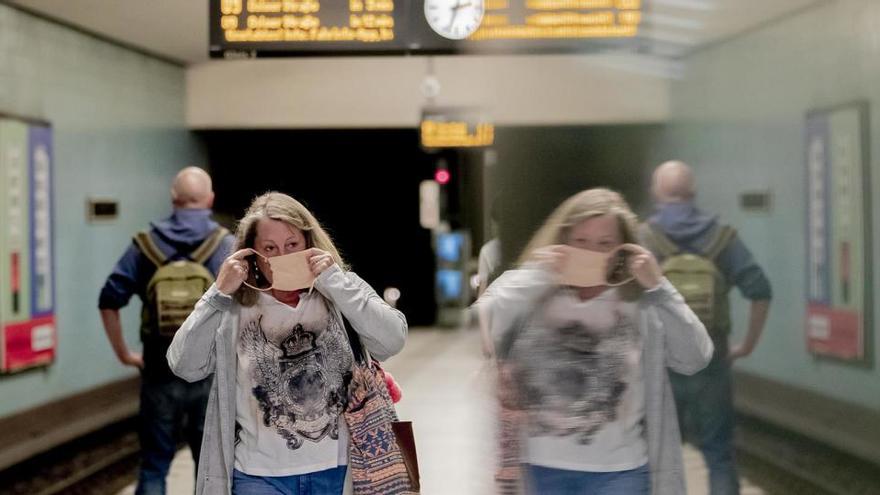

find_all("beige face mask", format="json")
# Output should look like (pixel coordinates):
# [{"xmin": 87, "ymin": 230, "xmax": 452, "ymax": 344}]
[
  {"xmin": 243, "ymin": 250, "xmax": 315, "ymax": 292},
  {"xmin": 558, "ymin": 244, "xmax": 636, "ymax": 287}
]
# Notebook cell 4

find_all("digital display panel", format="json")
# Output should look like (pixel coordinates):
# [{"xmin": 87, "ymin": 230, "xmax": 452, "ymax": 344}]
[
  {"xmin": 210, "ymin": 0, "xmax": 644, "ymax": 57},
  {"xmin": 421, "ymin": 107, "xmax": 494, "ymax": 148},
  {"xmin": 437, "ymin": 232, "xmax": 464, "ymax": 263}
]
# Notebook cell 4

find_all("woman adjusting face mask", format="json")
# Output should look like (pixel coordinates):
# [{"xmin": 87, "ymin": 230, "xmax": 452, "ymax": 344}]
[{"xmin": 242, "ymin": 249, "xmax": 316, "ymax": 292}]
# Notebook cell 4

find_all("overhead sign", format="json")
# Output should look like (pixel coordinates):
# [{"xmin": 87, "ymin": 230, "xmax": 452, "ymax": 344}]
[
  {"xmin": 420, "ymin": 108, "xmax": 494, "ymax": 149},
  {"xmin": 471, "ymin": 0, "xmax": 642, "ymax": 41},
  {"xmin": 421, "ymin": 121, "xmax": 495, "ymax": 148},
  {"xmin": 209, "ymin": 0, "xmax": 644, "ymax": 57}
]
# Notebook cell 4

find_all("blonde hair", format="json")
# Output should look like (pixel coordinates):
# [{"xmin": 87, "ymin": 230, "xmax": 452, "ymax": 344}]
[
  {"xmin": 518, "ymin": 188, "xmax": 642, "ymax": 298},
  {"xmin": 233, "ymin": 192, "xmax": 346, "ymax": 306}
]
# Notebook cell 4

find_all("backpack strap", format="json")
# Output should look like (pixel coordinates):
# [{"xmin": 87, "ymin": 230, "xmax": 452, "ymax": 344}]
[
  {"xmin": 704, "ymin": 226, "xmax": 737, "ymax": 261},
  {"xmin": 190, "ymin": 227, "xmax": 231, "ymax": 265},
  {"xmin": 640, "ymin": 223, "xmax": 681, "ymax": 259},
  {"xmin": 133, "ymin": 231, "xmax": 168, "ymax": 267}
]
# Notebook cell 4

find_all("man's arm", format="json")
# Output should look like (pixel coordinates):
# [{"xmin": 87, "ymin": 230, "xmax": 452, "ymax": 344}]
[
  {"xmin": 729, "ymin": 299, "xmax": 770, "ymax": 361},
  {"xmin": 98, "ymin": 244, "xmax": 148, "ymax": 369},
  {"xmin": 716, "ymin": 235, "xmax": 772, "ymax": 361},
  {"xmin": 100, "ymin": 308, "xmax": 143, "ymax": 368}
]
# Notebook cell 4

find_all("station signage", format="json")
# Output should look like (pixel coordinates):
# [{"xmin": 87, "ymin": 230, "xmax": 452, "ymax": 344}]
[
  {"xmin": 420, "ymin": 108, "xmax": 494, "ymax": 149},
  {"xmin": 210, "ymin": 0, "xmax": 643, "ymax": 57}
]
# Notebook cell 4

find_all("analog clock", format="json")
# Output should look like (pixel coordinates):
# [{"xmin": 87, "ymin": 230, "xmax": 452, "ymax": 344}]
[{"xmin": 424, "ymin": 0, "xmax": 484, "ymax": 40}]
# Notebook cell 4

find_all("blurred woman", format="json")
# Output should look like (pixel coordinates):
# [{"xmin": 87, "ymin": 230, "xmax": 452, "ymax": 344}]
[
  {"xmin": 167, "ymin": 192, "xmax": 407, "ymax": 495},
  {"xmin": 480, "ymin": 188, "xmax": 712, "ymax": 495}
]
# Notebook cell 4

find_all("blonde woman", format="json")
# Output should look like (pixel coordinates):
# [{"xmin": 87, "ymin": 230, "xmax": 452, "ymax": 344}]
[
  {"xmin": 480, "ymin": 188, "xmax": 712, "ymax": 495},
  {"xmin": 167, "ymin": 192, "xmax": 407, "ymax": 495}
]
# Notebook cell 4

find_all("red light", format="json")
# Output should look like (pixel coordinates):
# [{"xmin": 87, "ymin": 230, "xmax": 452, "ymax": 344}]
[{"xmin": 435, "ymin": 169, "xmax": 451, "ymax": 185}]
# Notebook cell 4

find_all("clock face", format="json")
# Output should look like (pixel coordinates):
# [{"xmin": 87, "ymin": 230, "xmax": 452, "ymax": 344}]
[{"xmin": 424, "ymin": 0, "xmax": 484, "ymax": 40}]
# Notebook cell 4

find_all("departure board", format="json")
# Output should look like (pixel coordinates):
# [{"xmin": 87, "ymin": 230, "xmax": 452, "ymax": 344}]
[{"xmin": 210, "ymin": 0, "xmax": 644, "ymax": 57}]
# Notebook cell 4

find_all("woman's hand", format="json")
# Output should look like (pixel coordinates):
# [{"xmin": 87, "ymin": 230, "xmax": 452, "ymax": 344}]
[
  {"xmin": 308, "ymin": 248, "xmax": 337, "ymax": 277},
  {"xmin": 622, "ymin": 244, "xmax": 663, "ymax": 289},
  {"xmin": 216, "ymin": 249, "xmax": 254, "ymax": 295}
]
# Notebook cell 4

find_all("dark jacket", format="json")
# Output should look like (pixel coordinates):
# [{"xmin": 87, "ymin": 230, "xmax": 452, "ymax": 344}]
[
  {"xmin": 98, "ymin": 208, "xmax": 235, "ymax": 379},
  {"xmin": 647, "ymin": 202, "xmax": 772, "ymax": 301}
]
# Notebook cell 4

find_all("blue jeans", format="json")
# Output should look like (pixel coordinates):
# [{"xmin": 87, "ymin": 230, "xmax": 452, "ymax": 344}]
[
  {"xmin": 526, "ymin": 464, "xmax": 650, "ymax": 494},
  {"xmin": 135, "ymin": 376, "xmax": 212, "ymax": 495},
  {"xmin": 670, "ymin": 351, "xmax": 740, "ymax": 495},
  {"xmin": 232, "ymin": 466, "xmax": 348, "ymax": 495}
]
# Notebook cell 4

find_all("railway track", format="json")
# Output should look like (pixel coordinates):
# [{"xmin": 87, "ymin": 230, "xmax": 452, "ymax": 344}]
[
  {"xmin": 0, "ymin": 419, "xmax": 139, "ymax": 495},
  {"xmin": 736, "ymin": 414, "xmax": 880, "ymax": 495}
]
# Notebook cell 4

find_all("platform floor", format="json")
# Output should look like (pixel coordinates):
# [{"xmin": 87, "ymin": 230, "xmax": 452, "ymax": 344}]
[{"xmin": 118, "ymin": 327, "xmax": 766, "ymax": 495}]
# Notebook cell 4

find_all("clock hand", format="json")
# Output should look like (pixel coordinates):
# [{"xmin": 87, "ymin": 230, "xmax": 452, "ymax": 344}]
[{"xmin": 447, "ymin": 0, "xmax": 462, "ymax": 31}]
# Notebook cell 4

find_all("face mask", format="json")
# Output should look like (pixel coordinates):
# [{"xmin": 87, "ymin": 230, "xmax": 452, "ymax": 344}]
[
  {"xmin": 243, "ymin": 250, "xmax": 315, "ymax": 292},
  {"xmin": 558, "ymin": 245, "xmax": 636, "ymax": 287}
]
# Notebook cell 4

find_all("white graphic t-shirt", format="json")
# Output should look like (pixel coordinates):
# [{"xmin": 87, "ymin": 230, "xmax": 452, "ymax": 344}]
[
  {"xmin": 511, "ymin": 287, "xmax": 648, "ymax": 472},
  {"xmin": 234, "ymin": 291, "xmax": 354, "ymax": 476}
]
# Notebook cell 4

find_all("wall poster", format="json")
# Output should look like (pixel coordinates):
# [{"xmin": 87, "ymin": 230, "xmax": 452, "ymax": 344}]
[
  {"xmin": 805, "ymin": 102, "xmax": 872, "ymax": 364},
  {"xmin": 0, "ymin": 116, "xmax": 55, "ymax": 373}
]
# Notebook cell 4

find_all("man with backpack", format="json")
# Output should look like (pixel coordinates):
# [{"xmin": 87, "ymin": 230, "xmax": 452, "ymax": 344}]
[
  {"xmin": 98, "ymin": 167, "xmax": 234, "ymax": 495},
  {"xmin": 640, "ymin": 160, "xmax": 772, "ymax": 495}
]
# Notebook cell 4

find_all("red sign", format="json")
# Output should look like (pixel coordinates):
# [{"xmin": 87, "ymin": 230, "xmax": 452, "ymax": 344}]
[
  {"xmin": 3, "ymin": 315, "xmax": 56, "ymax": 372},
  {"xmin": 806, "ymin": 304, "xmax": 862, "ymax": 360}
]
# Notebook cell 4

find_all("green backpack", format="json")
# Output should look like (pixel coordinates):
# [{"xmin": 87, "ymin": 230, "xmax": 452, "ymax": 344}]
[
  {"xmin": 641, "ymin": 224, "xmax": 736, "ymax": 338},
  {"xmin": 134, "ymin": 227, "xmax": 229, "ymax": 340}
]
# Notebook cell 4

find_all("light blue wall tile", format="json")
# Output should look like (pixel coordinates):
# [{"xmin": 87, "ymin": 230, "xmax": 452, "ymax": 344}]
[
  {"xmin": 0, "ymin": 4, "xmax": 204, "ymax": 416},
  {"xmin": 665, "ymin": 0, "xmax": 880, "ymax": 409}
]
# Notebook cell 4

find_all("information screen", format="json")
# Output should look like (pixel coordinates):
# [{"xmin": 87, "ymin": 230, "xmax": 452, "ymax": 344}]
[{"xmin": 209, "ymin": 0, "xmax": 644, "ymax": 57}]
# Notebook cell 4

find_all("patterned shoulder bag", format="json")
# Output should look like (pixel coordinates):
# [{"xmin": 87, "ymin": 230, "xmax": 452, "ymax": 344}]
[{"xmin": 341, "ymin": 317, "xmax": 420, "ymax": 494}]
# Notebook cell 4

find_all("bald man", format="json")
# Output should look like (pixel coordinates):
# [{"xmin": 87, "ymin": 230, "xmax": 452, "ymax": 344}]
[
  {"xmin": 99, "ymin": 167, "xmax": 234, "ymax": 495},
  {"xmin": 640, "ymin": 160, "xmax": 771, "ymax": 495}
]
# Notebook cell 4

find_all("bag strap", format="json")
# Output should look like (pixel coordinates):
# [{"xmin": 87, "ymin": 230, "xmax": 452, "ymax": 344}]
[
  {"xmin": 703, "ymin": 226, "xmax": 736, "ymax": 261},
  {"xmin": 191, "ymin": 227, "xmax": 230, "ymax": 265},
  {"xmin": 133, "ymin": 231, "xmax": 168, "ymax": 267},
  {"xmin": 640, "ymin": 223, "xmax": 680, "ymax": 259},
  {"xmin": 340, "ymin": 314, "xmax": 371, "ymax": 365}
]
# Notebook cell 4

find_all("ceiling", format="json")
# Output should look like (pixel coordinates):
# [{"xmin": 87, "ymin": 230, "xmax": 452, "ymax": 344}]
[{"xmin": 3, "ymin": 0, "xmax": 826, "ymax": 65}]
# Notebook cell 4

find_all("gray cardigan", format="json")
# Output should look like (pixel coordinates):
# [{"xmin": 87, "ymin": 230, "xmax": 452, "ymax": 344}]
[
  {"xmin": 481, "ymin": 267, "xmax": 713, "ymax": 495},
  {"xmin": 166, "ymin": 265, "xmax": 408, "ymax": 495}
]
